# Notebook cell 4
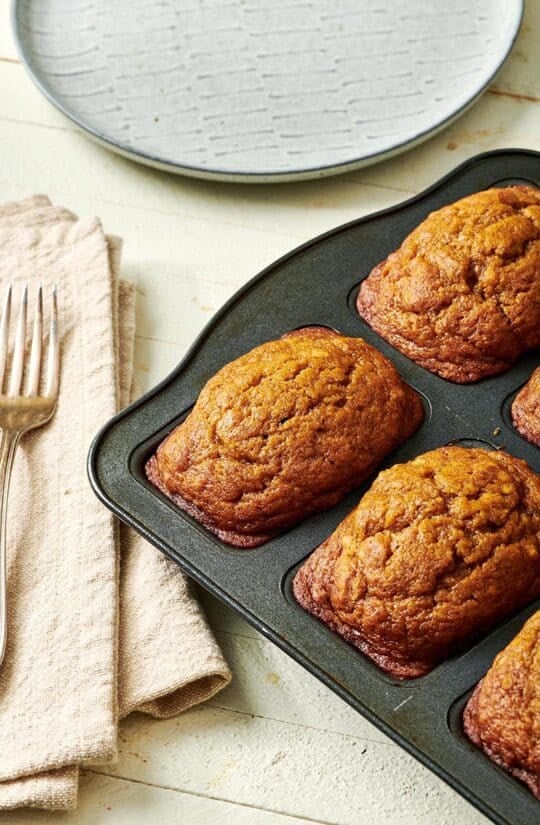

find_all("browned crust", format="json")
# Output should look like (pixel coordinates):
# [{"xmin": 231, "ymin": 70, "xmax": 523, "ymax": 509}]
[
  {"xmin": 462, "ymin": 608, "xmax": 540, "ymax": 797},
  {"xmin": 146, "ymin": 326, "xmax": 423, "ymax": 549},
  {"xmin": 145, "ymin": 454, "xmax": 275, "ymax": 548},
  {"xmin": 292, "ymin": 566, "xmax": 430, "ymax": 677},
  {"xmin": 358, "ymin": 260, "xmax": 513, "ymax": 383},
  {"xmin": 292, "ymin": 446, "xmax": 540, "ymax": 679},
  {"xmin": 464, "ymin": 678, "xmax": 540, "ymax": 799},
  {"xmin": 145, "ymin": 327, "xmax": 339, "ymax": 548},
  {"xmin": 512, "ymin": 366, "xmax": 540, "ymax": 447},
  {"xmin": 357, "ymin": 185, "xmax": 540, "ymax": 384}
]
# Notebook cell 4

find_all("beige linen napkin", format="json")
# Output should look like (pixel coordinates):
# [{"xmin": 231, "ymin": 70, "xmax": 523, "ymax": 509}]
[{"xmin": 0, "ymin": 196, "xmax": 231, "ymax": 810}]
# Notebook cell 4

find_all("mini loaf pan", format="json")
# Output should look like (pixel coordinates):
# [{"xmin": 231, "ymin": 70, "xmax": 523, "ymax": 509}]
[{"xmin": 88, "ymin": 148, "xmax": 540, "ymax": 825}]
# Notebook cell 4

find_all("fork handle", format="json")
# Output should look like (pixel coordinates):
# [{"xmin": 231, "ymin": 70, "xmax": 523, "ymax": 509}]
[{"xmin": 0, "ymin": 430, "xmax": 21, "ymax": 667}]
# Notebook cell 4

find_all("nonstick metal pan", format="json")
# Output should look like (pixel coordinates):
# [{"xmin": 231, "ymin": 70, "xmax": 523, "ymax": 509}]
[{"xmin": 89, "ymin": 149, "xmax": 540, "ymax": 825}]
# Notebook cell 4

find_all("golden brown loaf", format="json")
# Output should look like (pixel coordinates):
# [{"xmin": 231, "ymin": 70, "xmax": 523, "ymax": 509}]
[
  {"xmin": 463, "ymin": 610, "xmax": 540, "ymax": 799},
  {"xmin": 293, "ymin": 446, "xmax": 540, "ymax": 677},
  {"xmin": 512, "ymin": 366, "xmax": 540, "ymax": 447},
  {"xmin": 357, "ymin": 186, "xmax": 540, "ymax": 383},
  {"xmin": 146, "ymin": 327, "xmax": 424, "ymax": 547}
]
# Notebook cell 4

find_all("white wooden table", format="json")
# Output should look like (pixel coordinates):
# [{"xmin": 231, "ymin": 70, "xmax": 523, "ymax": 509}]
[{"xmin": 1, "ymin": 2, "xmax": 538, "ymax": 823}]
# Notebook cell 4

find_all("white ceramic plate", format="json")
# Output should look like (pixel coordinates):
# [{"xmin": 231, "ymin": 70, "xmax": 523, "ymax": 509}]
[{"xmin": 14, "ymin": 0, "xmax": 523, "ymax": 182}]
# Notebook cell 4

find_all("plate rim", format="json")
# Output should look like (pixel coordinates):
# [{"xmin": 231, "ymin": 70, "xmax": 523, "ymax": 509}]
[{"xmin": 12, "ymin": 0, "xmax": 525, "ymax": 182}]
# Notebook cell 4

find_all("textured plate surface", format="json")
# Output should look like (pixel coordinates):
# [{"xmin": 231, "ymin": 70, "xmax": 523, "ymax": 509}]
[
  {"xmin": 89, "ymin": 150, "xmax": 540, "ymax": 824},
  {"xmin": 14, "ymin": 0, "xmax": 523, "ymax": 181}
]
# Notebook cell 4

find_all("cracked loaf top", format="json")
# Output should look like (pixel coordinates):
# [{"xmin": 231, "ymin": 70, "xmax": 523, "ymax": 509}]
[
  {"xmin": 293, "ymin": 446, "xmax": 540, "ymax": 678},
  {"xmin": 463, "ymin": 609, "xmax": 540, "ymax": 799},
  {"xmin": 512, "ymin": 366, "xmax": 540, "ymax": 447},
  {"xmin": 357, "ymin": 186, "xmax": 540, "ymax": 383},
  {"xmin": 146, "ymin": 327, "xmax": 424, "ymax": 547}
]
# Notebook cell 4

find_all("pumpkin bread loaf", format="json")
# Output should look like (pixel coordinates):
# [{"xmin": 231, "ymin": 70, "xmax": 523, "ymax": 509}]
[
  {"xmin": 463, "ymin": 610, "xmax": 540, "ymax": 798},
  {"xmin": 357, "ymin": 186, "xmax": 540, "ymax": 383},
  {"xmin": 512, "ymin": 366, "xmax": 540, "ymax": 447},
  {"xmin": 293, "ymin": 446, "xmax": 540, "ymax": 677},
  {"xmin": 146, "ymin": 327, "xmax": 424, "ymax": 548}
]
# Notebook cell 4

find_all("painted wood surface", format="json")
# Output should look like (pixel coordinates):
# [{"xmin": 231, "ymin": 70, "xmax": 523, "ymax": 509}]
[{"xmin": 0, "ymin": 1, "xmax": 538, "ymax": 822}]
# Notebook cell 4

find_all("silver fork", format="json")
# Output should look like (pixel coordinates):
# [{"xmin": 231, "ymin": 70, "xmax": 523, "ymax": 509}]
[{"xmin": 0, "ymin": 284, "xmax": 59, "ymax": 666}]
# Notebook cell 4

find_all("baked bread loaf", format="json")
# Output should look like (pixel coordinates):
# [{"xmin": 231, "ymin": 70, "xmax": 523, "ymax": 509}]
[
  {"xmin": 512, "ymin": 366, "xmax": 540, "ymax": 447},
  {"xmin": 146, "ymin": 327, "xmax": 424, "ymax": 548},
  {"xmin": 463, "ymin": 610, "xmax": 539, "ymax": 798},
  {"xmin": 293, "ymin": 446, "xmax": 540, "ymax": 677},
  {"xmin": 357, "ymin": 186, "xmax": 540, "ymax": 383}
]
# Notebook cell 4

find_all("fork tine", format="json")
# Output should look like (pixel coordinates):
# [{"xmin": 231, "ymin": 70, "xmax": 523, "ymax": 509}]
[
  {"xmin": 0, "ymin": 286, "xmax": 12, "ymax": 392},
  {"xmin": 8, "ymin": 285, "xmax": 27, "ymax": 397},
  {"xmin": 45, "ymin": 286, "xmax": 59, "ymax": 398},
  {"xmin": 26, "ymin": 285, "xmax": 43, "ymax": 397}
]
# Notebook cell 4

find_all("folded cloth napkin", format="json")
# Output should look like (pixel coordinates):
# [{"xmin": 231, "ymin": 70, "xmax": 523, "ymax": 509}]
[{"xmin": 0, "ymin": 196, "xmax": 231, "ymax": 810}]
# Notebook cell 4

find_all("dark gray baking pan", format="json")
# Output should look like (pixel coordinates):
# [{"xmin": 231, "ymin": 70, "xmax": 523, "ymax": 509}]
[{"xmin": 88, "ymin": 149, "xmax": 540, "ymax": 825}]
